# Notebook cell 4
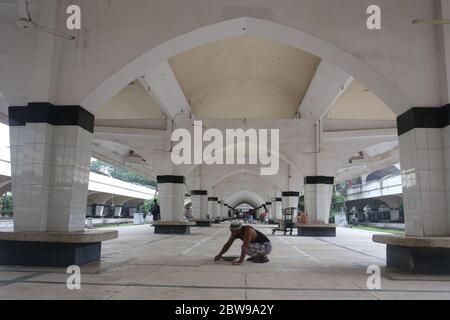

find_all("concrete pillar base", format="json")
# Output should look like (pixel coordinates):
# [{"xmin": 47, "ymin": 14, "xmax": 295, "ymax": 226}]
[
  {"xmin": 296, "ymin": 224, "xmax": 336, "ymax": 237},
  {"xmin": 153, "ymin": 222, "xmax": 194, "ymax": 234},
  {"xmin": 374, "ymin": 234, "xmax": 450, "ymax": 274},
  {"xmin": 0, "ymin": 241, "xmax": 101, "ymax": 267},
  {"xmin": 195, "ymin": 220, "xmax": 212, "ymax": 227},
  {"xmin": 387, "ymin": 245, "xmax": 450, "ymax": 274},
  {"xmin": 0, "ymin": 230, "xmax": 117, "ymax": 267}
]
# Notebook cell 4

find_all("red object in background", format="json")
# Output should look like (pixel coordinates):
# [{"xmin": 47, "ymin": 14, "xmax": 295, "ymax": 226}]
[{"xmin": 299, "ymin": 213, "xmax": 308, "ymax": 224}]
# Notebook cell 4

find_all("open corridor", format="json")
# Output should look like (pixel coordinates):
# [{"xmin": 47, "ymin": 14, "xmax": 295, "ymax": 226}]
[{"xmin": 1, "ymin": 224, "xmax": 450, "ymax": 300}]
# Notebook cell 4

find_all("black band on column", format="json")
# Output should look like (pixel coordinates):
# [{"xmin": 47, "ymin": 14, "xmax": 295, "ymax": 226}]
[
  {"xmin": 397, "ymin": 105, "xmax": 450, "ymax": 136},
  {"xmin": 191, "ymin": 190, "xmax": 207, "ymax": 196},
  {"xmin": 8, "ymin": 106, "xmax": 27, "ymax": 126},
  {"xmin": 275, "ymin": 198, "xmax": 282, "ymax": 202},
  {"xmin": 208, "ymin": 197, "xmax": 218, "ymax": 201},
  {"xmin": 304, "ymin": 176, "xmax": 335, "ymax": 185},
  {"xmin": 9, "ymin": 103, "xmax": 95, "ymax": 133},
  {"xmin": 282, "ymin": 191, "xmax": 300, "ymax": 197},
  {"xmin": 157, "ymin": 175, "xmax": 185, "ymax": 184},
  {"xmin": 266, "ymin": 202, "xmax": 272, "ymax": 205}
]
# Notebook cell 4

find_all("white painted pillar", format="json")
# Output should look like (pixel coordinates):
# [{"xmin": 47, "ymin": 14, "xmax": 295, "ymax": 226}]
[
  {"xmin": 281, "ymin": 192, "xmax": 299, "ymax": 222},
  {"xmin": 157, "ymin": 175, "xmax": 186, "ymax": 222},
  {"xmin": 95, "ymin": 205, "xmax": 105, "ymax": 217},
  {"xmin": 397, "ymin": 106, "xmax": 450, "ymax": 236},
  {"xmin": 221, "ymin": 202, "xmax": 228, "ymax": 219},
  {"xmin": 86, "ymin": 205, "xmax": 93, "ymax": 216},
  {"xmin": 304, "ymin": 176, "xmax": 334, "ymax": 224},
  {"xmin": 266, "ymin": 202, "xmax": 273, "ymax": 220},
  {"xmin": 114, "ymin": 206, "xmax": 122, "ymax": 217},
  {"xmin": 273, "ymin": 198, "xmax": 282, "ymax": 220},
  {"xmin": 9, "ymin": 103, "xmax": 93, "ymax": 232},
  {"xmin": 265, "ymin": 202, "xmax": 271, "ymax": 222},
  {"xmin": 208, "ymin": 197, "xmax": 218, "ymax": 219},
  {"xmin": 190, "ymin": 190, "xmax": 208, "ymax": 220}
]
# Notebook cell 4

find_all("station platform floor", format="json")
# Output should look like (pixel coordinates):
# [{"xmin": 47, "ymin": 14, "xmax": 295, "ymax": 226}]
[{"xmin": 1, "ymin": 223, "xmax": 450, "ymax": 300}]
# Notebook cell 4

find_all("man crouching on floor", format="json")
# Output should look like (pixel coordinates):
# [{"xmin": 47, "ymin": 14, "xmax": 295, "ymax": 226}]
[{"xmin": 214, "ymin": 220, "xmax": 272, "ymax": 265}]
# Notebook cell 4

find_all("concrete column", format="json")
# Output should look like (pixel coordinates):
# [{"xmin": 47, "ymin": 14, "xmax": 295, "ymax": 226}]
[
  {"xmin": 153, "ymin": 175, "xmax": 193, "ymax": 234},
  {"xmin": 3, "ymin": 103, "xmax": 117, "ymax": 267},
  {"xmin": 303, "ymin": 177, "xmax": 334, "ymax": 224},
  {"xmin": 86, "ymin": 205, "xmax": 93, "ymax": 217},
  {"xmin": 273, "ymin": 198, "xmax": 282, "ymax": 220},
  {"xmin": 397, "ymin": 106, "xmax": 450, "ymax": 237},
  {"xmin": 266, "ymin": 202, "xmax": 273, "ymax": 220},
  {"xmin": 216, "ymin": 201, "xmax": 221, "ymax": 219},
  {"xmin": 208, "ymin": 197, "xmax": 218, "ymax": 219},
  {"xmin": 190, "ymin": 190, "xmax": 208, "ymax": 220},
  {"xmin": 221, "ymin": 203, "xmax": 228, "ymax": 219},
  {"xmin": 95, "ymin": 204, "xmax": 105, "ymax": 217},
  {"xmin": 9, "ymin": 103, "xmax": 93, "ymax": 232},
  {"xmin": 373, "ymin": 105, "xmax": 450, "ymax": 274},
  {"xmin": 191, "ymin": 190, "xmax": 212, "ymax": 227},
  {"xmin": 157, "ymin": 175, "xmax": 186, "ymax": 222},
  {"xmin": 114, "ymin": 206, "xmax": 122, "ymax": 217},
  {"xmin": 282, "ymin": 191, "xmax": 299, "ymax": 222},
  {"xmin": 265, "ymin": 202, "xmax": 272, "ymax": 222}
]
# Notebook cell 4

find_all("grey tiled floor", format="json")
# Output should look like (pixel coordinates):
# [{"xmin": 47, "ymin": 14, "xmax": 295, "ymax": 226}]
[{"xmin": 1, "ymin": 224, "xmax": 450, "ymax": 300}]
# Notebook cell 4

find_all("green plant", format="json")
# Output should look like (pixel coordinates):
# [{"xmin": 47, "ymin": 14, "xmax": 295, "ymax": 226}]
[
  {"xmin": 331, "ymin": 193, "xmax": 346, "ymax": 213},
  {"xmin": 138, "ymin": 197, "xmax": 159, "ymax": 214},
  {"xmin": 0, "ymin": 194, "xmax": 13, "ymax": 217},
  {"xmin": 90, "ymin": 160, "xmax": 157, "ymax": 188}
]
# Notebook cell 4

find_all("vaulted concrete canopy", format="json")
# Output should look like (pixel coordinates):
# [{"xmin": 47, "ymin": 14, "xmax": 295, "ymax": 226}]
[
  {"xmin": 79, "ymin": 17, "xmax": 412, "ymax": 116},
  {"xmin": 169, "ymin": 35, "xmax": 320, "ymax": 119},
  {"xmin": 326, "ymin": 81, "xmax": 397, "ymax": 121},
  {"xmin": 96, "ymin": 81, "xmax": 165, "ymax": 121},
  {"xmin": 225, "ymin": 190, "xmax": 266, "ymax": 210},
  {"xmin": 0, "ymin": 6, "xmax": 426, "ymax": 193}
]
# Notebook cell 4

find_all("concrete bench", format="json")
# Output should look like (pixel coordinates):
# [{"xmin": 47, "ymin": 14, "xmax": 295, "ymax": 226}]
[
  {"xmin": 152, "ymin": 221, "xmax": 195, "ymax": 234},
  {"xmin": 195, "ymin": 220, "xmax": 212, "ymax": 227},
  {"xmin": 295, "ymin": 223, "xmax": 337, "ymax": 237},
  {"xmin": 0, "ymin": 229, "xmax": 118, "ymax": 267},
  {"xmin": 373, "ymin": 234, "xmax": 450, "ymax": 274}
]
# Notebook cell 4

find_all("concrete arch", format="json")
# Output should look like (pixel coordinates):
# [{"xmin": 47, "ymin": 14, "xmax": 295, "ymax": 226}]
[
  {"xmin": 210, "ymin": 168, "xmax": 282, "ymax": 192},
  {"xmin": 87, "ymin": 192, "xmax": 114, "ymax": 205},
  {"xmin": 229, "ymin": 198, "xmax": 261, "ymax": 209},
  {"xmin": 104, "ymin": 196, "xmax": 137, "ymax": 206},
  {"xmin": 184, "ymin": 141, "xmax": 303, "ymax": 179},
  {"xmin": 82, "ymin": 17, "xmax": 411, "ymax": 116},
  {"xmin": 0, "ymin": 181, "xmax": 11, "ymax": 196},
  {"xmin": 224, "ymin": 189, "xmax": 266, "ymax": 209},
  {"xmin": 233, "ymin": 201, "xmax": 257, "ymax": 209}
]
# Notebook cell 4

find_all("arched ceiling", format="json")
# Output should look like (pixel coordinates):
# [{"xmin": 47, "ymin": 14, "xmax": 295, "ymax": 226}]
[
  {"xmin": 235, "ymin": 203, "xmax": 256, "ymax": 210},
  {"xmin": 213, "ymin": 171, "xmax": 278, "ymax": 199},
  {"xmin": 326, "ymin": 81, "xmax": 396, "ymax": 121},
  {"xmin": 86, "ymin": 25, "xmax": 401, "ymax": 184},
  {"xmin": 96, "ymin": 81, "xmax": 164, "ymax": 120},
  {"xmin": 169, "ymin": 35, "xmax": 321, "ymax": 119}
]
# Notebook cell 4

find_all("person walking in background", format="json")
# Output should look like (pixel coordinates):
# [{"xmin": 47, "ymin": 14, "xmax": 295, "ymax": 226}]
[{"xmin": 150, "ymin": 199, "xmax": 160, "ymax": 221}]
